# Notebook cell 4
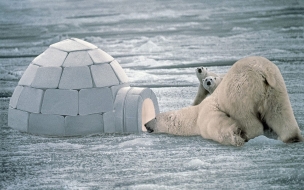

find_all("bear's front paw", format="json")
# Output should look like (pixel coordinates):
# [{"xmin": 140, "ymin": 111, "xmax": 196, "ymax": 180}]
[
  {"xmin": 231, "ymin": 127, "xmax": 246, "ymax": 146},
  {"xmin": 219, "ymin": 125, "xmax": 246, "ymax": 146}
]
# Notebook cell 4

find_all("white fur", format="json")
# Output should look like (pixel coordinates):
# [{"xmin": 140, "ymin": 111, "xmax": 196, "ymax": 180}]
[
  {"xmin": 145, "ymin": 56, "xmax": 303, "ymax": 146},
  {"xmin": 202, "ymin": 76, "xmax": 222, "ymax": 94},
  {"xmin": 192, "ymin": 67, "xmax": 219, "ymax": 106}
]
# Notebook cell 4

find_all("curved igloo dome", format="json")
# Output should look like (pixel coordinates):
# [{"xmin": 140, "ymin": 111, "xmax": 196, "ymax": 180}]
[{"xmin": 8, "ymin": 38, "xmax": 159, "ymax": 136}]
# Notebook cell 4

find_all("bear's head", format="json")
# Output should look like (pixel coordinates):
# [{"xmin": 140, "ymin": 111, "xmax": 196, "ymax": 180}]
[
  {"xmin": 195, "ymin": 67, "xmax": 208, "ymax": 84},
  {"xmin": 202, "ymin": 76, "xmax": 222, "ymax": 94}
]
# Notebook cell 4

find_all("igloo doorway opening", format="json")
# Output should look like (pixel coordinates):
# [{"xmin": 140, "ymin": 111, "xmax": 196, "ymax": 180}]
[{"xmin": 141, "ymin": 98, "xmax": 156, "ymax": 132}]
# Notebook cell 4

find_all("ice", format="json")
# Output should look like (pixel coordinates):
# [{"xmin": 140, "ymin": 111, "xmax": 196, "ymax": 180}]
[
  {"xmin": 8, "ymin": 108, "xmax": 29, "ymax": 132},
  {"xmin": 184, "ymin": 159, "xmax": 210, "ymax": 170},
  {"xmin": 62, "ymin": 51, "xmax": 93, "ymax": 67},
  {"xmin": 18, "ymin": 64, "xmax": 39, "ymax": 86},
  {"xmin": 78, "ymin": 87, "xmax": 114, "ymax": 115},
  {"xmin": 118, "ymin": 138, "xmax": 154, "ymax": 148},
  {"xmin": 246, "ymin": 135, "xmax": 284, "ymax": 145},
  {"xmin": 65, "ymin": 114, "xmax": 103, "ymax": 136},
  {"xmin": 110, "ymin": 60, "xmax": 129, "ymax": 84},
  {"xmin": 103, "ymin": 111, "xmax": 116, "ymax": 133},
  {"xmin": 90, "ymin": 64, "xmax": 119, "ymax": 87},
  {"xmin": 59, "ymin": 66, "xmax": 93, "ymax": 89},
  {"xmin": 88, "ymin": 48, "xmax": 114, "ymax": 64},
  {"xmin": 126, "ymin": 184, "xmax": 173, "ymax": 190},
  {"xmin": 32, "ymin": 48, "xmax": 68, "ymax": 67},
  {"xmin": 71, "ymin": 38, "xmax": 98, "ymax": 49},
  {"xmin": 9, "ymin": 86, "xmax": 23, "ymax": 108},
  {"xmin": 31, "ymin": 67, "xmax": 62, "ymax": 89},
  {"xmin": 133, "ymin": 40, "xmax": 163, "ymax": 52},
  {"xmin": 50, "ymin": 39, "xmax": 92, "ymax": 52},
  {"xmin": 41, "ymin": 89, "xmax": 78, "ymax": 116},
  {"xmin": 28, "ymin": 113, "xmax": 65, "ymax": 136},
  {"xmin": 16, "ymin": 87, "xmax": 44, "ymax": 113}
]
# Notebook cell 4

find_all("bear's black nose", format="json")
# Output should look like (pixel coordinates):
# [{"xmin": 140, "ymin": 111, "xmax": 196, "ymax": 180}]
[
  {"xmin": 145, "ymin": 124, "xmax": 154, "ymax": 133},
  {"xmin": 198, "ymin": 68, "xmax": 202, "ymax": 73},
  {"xmin": 207, "ymin": 81, "xmax": 211, "ymax": 86}
]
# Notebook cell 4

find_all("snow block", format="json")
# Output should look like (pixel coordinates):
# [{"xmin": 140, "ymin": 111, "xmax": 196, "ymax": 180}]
[
  {"xmin": 114, "ymin": 87, "xmax": 131, "ymax": 133},
  {"xmin": 31, "ymin": 67, "xmax": 62, "ymax": 89},
  {"xmin": 65, "ymin": 114, "xmax": 103, "ymax": 136},
  {"xmin": 125, "ymin": 93, "xmax": 142, "ymax": 118},
  {"xmin": 125, "ymin": 117, "xmax": 141, "ymax": 133},
  {"xmin": 90, "ymin": 64, "xmax": 119, "ymax": 87},
  {"xmin": 88, "ymin": 48, "xmax": 114, "ymax": 64},
  {"xmin": 9, "ymin": 86, "xmax": 24, "ymax": 108},
  {"xmin": 8, "ymin": 108, "xmax": 29, "ymax": 132},
  {"xmin": 17, "ymin": 87, "xmax": 44, "ymax": 113},
  {"xmin": 111, "ymin": 83, "xmax": 130, "ymax": 100},
  {"xmin": 50, "ymin": 39, "xmax": 92, "ymax": 52},
  {"xmin": 59, "ymin": 66, "xmax": 93, "ymax": 89},
  {"xmin": 71, "ymin": 38, "xmax": 98, "ymax": 49},
  {"xmin": 79, "ymin": 87, "xmax": 113, "ymax": 115},
  {"xmin": 63, "ymin": 51, "xmax": 93, "ymax": 67},
  {"xmin": 28, "ymin": 113, "xmax": 65, "ymax": 136},
  {"xmin": 41, "ymin": 89, "xmax": 78, "ymax": 116},
  {"xmin": 103, "ymin": 111, "xmax": 116, "ymax": 133},
  {"xmin": 110, "ymin": 60, "xmax": 129, "ymax": 84},
  {"xmin": 128, "ymin": 87, "xmax": 152, "ymax": 101},
  {"xmin": 125, "ymin": 94, "xmax": 143, "ymax": 133},
  {"xmin": 149, "ymin": 90, "xmax": 160, "ymax": 115},
  {"xmin": 32, "ymin": 48, "xmax": 67, "ymax": 67},
  {"xmin": 18, "ymin": 64, "xmax": 39, "ymax": 86}
]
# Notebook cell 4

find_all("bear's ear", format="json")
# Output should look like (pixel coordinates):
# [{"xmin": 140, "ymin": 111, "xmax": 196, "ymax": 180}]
[{"xmin": 265, "ymin": 74, "xmax": 276, "ymax": 87}]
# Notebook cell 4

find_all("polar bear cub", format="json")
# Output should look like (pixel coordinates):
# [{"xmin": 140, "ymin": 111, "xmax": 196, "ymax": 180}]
[
  {"xmin": 192, "ymin": 67, "xmax": 219, "ymax": 106},
  {"xmin": 203, "ymin": 76, "xmax": 222, "ymax": 94}
]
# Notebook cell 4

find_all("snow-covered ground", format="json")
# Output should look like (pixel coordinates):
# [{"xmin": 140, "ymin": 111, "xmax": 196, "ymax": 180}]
[{"xmin": 1, "ymin": 0, "xmax": 304, "ymax": 189}]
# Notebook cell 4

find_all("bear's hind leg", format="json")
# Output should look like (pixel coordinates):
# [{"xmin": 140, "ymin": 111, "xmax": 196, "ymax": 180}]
[{"xmin": 202, "ymin": 111, "xmax": 246, "ymax": 146}]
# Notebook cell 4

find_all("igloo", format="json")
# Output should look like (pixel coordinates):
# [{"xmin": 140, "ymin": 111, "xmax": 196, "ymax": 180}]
[{"xmin": 8, "ymin": 38, "xmax": 159, "ymax": 136}]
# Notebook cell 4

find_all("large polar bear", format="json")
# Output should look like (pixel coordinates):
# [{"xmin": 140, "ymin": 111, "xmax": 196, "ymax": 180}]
[{"xmin": 145, "ymin": 56, "xmax": 303, "ymax": 146}]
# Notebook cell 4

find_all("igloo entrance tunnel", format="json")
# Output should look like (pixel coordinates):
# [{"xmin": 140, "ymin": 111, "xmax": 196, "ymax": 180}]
[{"xmin": 8, "ymin": 38, "xmax": 159, "ymax": 136}]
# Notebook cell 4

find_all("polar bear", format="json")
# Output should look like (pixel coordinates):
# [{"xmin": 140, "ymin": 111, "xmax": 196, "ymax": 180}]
[
  {"xmin": 192, "ymin": 67, "xmax": 219, "ymax": 105},
  {"xmin": 203, "ymin": 76, "xmax": 222, "ymax": 94},
  {"xmin": 145, "ymin": 56, "xmax": 303, "ymax": 146}
]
